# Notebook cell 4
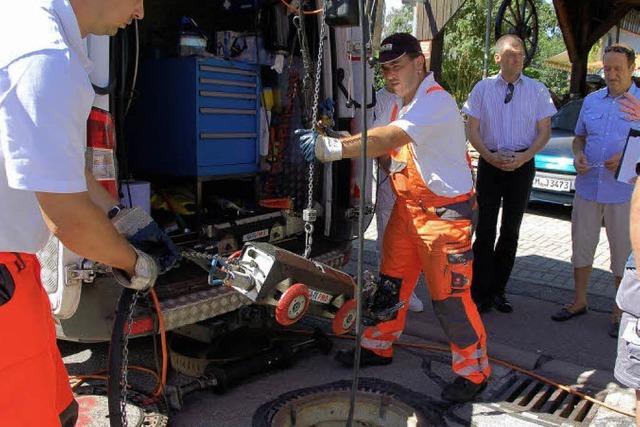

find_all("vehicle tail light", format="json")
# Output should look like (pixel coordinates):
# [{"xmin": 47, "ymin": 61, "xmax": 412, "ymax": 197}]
[{"xmin": 86, "ymin": 108, "xmax": 118, "ymax": 198}]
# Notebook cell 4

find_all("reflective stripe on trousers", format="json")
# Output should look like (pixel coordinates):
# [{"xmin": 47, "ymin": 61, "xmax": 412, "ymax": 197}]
[{"xmin": 363, "ymin": 136, "xmax": 489, "ymax": 384}]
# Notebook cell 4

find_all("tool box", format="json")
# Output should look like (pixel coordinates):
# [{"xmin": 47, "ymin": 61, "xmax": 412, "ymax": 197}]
[{"xmin": 126, "ymin": 57, "xmax": 261, "ymax": 177}]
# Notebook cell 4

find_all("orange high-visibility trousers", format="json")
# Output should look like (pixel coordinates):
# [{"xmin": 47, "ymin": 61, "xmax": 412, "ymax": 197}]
[
  {"xmin": 0, "ymin": 253, "xmax": 75, "ymax": 426},
  {"xmin": 362, "ymin": 120, "xmax": 490, "ymax": 384}
]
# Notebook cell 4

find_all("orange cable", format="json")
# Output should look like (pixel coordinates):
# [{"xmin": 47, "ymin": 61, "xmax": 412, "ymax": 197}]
[
  {"xmin": 149, "ymin": 288, "xmax": 168, "ymax": 397},
  {"xmin": 279, "ymin": 0, "xmax": 322, "ymax": 15},
  {"xmin": 327, "ymin": 333, "xmax": 635, "ymax": 419},
  {"xmin": 70, "ymin": 290, "xmax": 168, "ymax": 400}
]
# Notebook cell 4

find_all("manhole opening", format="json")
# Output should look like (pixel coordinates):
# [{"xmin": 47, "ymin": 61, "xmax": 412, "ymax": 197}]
[
  {"xmin": 492, "ymin": 373, "xmax": 604, "ymax": 425},
  {"xmin": 253, "ymin": 378, "xmax": 445, "ymax": 427}
]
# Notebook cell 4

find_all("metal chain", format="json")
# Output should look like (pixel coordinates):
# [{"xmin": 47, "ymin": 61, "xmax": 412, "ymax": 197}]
[
  {"xmin": 302, "ymin": 2, "xmax": 327, "ymax": 259},
  {"xmin": 120, "ymin": 289, "xmax": 141, "ymax": 427}
]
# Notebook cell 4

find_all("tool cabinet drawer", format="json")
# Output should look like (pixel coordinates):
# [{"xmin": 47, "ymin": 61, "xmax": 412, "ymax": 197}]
[{"xmin": 126, "ymin": 57, "xmax": 260, "ymax": 177}]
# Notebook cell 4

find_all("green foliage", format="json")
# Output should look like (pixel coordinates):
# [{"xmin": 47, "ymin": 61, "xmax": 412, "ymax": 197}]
[
  {"xmin": 379, "ymin": 0, "xmax": 570, "ymax": 104},
  {"xmin": 441, "ymin": 0, "xmax": 569, "ymax": 104},
  {"xmin": 383, "ymin": 4, "xmax": 414, "ymax": 38},
  {"xmin": 374, "ymin": 4, "xmax": 415, "ymax": 90}
]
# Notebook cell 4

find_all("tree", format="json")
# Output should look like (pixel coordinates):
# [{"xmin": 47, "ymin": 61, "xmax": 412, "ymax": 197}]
[
  {"xmin": 375, "ymin": 4, "xmax": 415, "ymax": 89},
  {"xmin": 383, "ymin": 4, "xmax": 414, "ymax": 38}
]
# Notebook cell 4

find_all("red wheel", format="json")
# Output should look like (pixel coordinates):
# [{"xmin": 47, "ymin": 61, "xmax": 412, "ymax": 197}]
[
  {"xmin": 275, "ymin": 283, "xmax": 310, "ymax": 326},
  {"xmin": 332, "ymin": 299, "xmax": 357, "ymax": 335}
]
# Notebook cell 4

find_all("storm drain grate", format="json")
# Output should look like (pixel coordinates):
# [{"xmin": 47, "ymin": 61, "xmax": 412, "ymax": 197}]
[{"xmin": 490, "ymin": 373, "xmax": 605, "ymax": 426}]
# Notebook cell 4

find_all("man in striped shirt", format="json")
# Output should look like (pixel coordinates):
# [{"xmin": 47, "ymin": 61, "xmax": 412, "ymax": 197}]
[{"xmin": 462, "ymin": 35, "xmax": 556, "ymax": 314}]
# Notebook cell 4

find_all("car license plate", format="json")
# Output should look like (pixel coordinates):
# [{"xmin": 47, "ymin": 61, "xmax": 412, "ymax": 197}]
[
  {"xmin": 533, "ymin": 176, "xmax": 572, "ymax": 192},
  {"xmin": 309, "ymin": 289, "xmax": 332, "ymax": 304}
]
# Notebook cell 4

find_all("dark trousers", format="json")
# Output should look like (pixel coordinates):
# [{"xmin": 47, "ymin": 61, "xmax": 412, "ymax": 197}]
[{"xmin": 471, "ymin": 157, "xmax": 535, "ymax": 303}]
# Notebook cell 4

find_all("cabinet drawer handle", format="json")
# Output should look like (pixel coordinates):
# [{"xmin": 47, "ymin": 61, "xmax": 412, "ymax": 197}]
[
  {"xmin": 200, "ymin": 108, "xmax": 256, "ymax": 115},
  {"xmin": 199, "ymin": 91, "xmax": 256, "ymax": 100},
  {"xmin": 200, "ymin": 78, "xmax": 256, "ymax": 88}
]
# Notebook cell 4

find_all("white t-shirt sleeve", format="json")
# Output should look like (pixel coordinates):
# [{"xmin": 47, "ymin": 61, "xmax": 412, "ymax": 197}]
[
  {"xmin": 391, "ymin": 91, "xmax": 459, "ymax": 145},
  {"xmin": 535, "ymin": 83, "xmax": 558, "ymax": 121},
  {"xmin": 461, "ymin": 80, "xmax": 483, "ymax": 119},
  {"xmin": 1, "ymin": 51, "xmax": 89, "ymax": 193}
]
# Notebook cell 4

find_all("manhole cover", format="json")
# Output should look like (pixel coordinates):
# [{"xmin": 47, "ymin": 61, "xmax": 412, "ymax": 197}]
[
  {"xmin": 253, "ymin": 378, "xmax": 445, "ymax": 427},
  {"xmin": 490, "ymin": 372, "xmax": 604, "ymax": 426},
  {"xmin": 74, "ymin": 384, "xmax": 168, "ymax": 427}
]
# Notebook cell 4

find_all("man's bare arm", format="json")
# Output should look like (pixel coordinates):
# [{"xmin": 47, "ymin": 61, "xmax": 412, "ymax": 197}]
[
  {"xmin": 340, "ymin": 125, "xmax": 412, "ymax": 159},
  {"xmin": 85, "ymin": 169, "xmax": 119, "ymax": 212},
  {"xmin": 36, "ymin": 191, "xmax": 137, "ymax": 276},
  {"xmin": 524, "ymin": 117, "xmax": 551, "ymax": 158},
  {"xmin": 507, "ymin": 117, "xmax": 552, "ymax": 170},
  {"xmin": 466, "ymin": 116, "xmax": 507, "ymax": 170},
  {"xmin": 572, "ymin": 135, "xmax": 589, "ymax": 174},
  {"xmin": 466, "ymin": 116, "xmax": 491, "ymax": 159}
]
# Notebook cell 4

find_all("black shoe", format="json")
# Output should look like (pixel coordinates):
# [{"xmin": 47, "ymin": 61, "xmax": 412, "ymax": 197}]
[
  {"xmin": 441, "ymin": 377, "xmax": 488, "ymax": 403},
  {"xmin": 335, "ymin": 347, "xmax": 393, "ymax": 368},
  {"xmin": 493, "ymin": 295, "xmax": 513, "ymax": 313},
  {"xmin": 476, "ymin": 300, "xmax": 492, "ymax": 313},
  {"xmin": 551, "ymin": 306, "xmax": 588, "ymax": 322}
]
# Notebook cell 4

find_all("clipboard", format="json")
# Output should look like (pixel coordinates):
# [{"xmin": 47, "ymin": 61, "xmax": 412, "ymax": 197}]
[{"xmin": 615, "ymin": 127, "xmax": 640, "ymax": 184}]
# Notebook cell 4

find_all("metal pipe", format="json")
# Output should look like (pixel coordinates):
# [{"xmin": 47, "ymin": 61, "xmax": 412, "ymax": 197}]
[
  {"xmin": 483, "ymin": 0, "xmax": 493, "ymax": 78},
  {"xmin": 346, "ymin": 0, "xmax": 369, "ymax": 425}
]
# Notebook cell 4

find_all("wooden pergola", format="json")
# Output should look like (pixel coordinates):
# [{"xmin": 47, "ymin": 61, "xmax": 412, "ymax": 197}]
[
  {"xmin": 554, "ymin": 0, "xmax": 640, "ymax": 96},
  {"xmin": 412, "ymin": 0, "xmax": 640, "ymax": 97}
]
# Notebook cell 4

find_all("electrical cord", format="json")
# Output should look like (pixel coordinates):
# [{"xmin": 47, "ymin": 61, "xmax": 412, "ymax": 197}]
[
  {"xmin": 279, "ymin": 330, "xmax": 636, "ymax": 419},
  {"xmin": 70, "ymin": 288, "xmax": 168, "ymax": 408}
]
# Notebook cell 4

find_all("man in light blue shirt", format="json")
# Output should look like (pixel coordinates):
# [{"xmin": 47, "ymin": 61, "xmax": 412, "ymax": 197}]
[{"xmin": 552, "ymin": 44, "xmax": 637, "ymax": 338}]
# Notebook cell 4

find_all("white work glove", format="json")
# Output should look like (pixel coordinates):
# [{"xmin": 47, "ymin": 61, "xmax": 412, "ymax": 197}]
[
  {"xmin": 112, "ymin": 246, "xmax": 159, "ymax": 292},
  {"xmin": 295, "ymin": 129, "xmax": 343, "ymax": 163},
  {"xmin": 111, "ymin": 207, "xmax": 180, "ymax": 274}
]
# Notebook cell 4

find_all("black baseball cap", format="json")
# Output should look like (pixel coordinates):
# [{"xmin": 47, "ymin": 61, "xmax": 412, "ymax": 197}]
[{"xmin": 378, "ymin": 33, "xmax": 422, "ymax": 64}]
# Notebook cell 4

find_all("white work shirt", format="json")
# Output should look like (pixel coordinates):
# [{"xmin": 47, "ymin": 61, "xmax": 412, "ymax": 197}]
[
  {"xmin": 0, "ymin": 0, "xmax": 93, "ymax": 254},
  {"xmin": 390, "ymin": 73, "xmax": 473, "ymax": 197}
]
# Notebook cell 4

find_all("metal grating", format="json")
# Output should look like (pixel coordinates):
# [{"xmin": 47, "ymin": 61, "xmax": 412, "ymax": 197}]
[{"xmin": 491, "ymin": 373, "xmax": 605, "ymax": 426}]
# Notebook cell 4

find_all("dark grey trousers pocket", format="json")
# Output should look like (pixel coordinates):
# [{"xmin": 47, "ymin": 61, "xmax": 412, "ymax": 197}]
[{"xmin": 0, "ymin": 264, "xmax": 15, "ymax": 306}]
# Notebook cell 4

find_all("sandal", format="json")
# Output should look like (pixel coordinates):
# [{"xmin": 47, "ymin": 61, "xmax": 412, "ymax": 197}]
[{"xmin": 551, "ymin": 306, "xmax": 588, "ymax": 322}]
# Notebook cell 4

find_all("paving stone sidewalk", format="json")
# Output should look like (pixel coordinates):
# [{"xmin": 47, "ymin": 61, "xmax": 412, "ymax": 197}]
[{"xmin": 360, "ymin": 202, "xmax": 617, "ymax": 300}]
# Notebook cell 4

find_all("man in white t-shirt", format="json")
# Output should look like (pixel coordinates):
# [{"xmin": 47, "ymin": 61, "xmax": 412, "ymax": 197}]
[
  {"xmin": 0, "ymin": 1, "xmax": 178, "ymax": 425},
  {"xmin": 297, "ymin": 33, "xmax": 489, "ymax": 403},
  {"xmin": 373, "ymin": 85, "xmax": 423, "ymax": 313}
]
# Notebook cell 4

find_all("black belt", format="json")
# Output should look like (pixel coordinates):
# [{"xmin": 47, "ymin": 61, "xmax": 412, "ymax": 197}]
[{"xmin": 489, "ymin": 148, "xmax": 528, "ymax": 153}]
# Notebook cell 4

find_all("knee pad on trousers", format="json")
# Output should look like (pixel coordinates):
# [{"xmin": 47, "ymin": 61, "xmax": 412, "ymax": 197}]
[
  {"xmin": 432, "ymin": 298, "xmax": 478, "ymax": 348},
  {"xmin": 367, "ymin": 274, "xmax": 403, "ymax": 321}
]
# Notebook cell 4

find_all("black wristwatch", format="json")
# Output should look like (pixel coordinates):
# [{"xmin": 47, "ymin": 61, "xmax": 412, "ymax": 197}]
[{"xmin": 107, "ymin": 203, "xmax": 126, "ymax": 220}]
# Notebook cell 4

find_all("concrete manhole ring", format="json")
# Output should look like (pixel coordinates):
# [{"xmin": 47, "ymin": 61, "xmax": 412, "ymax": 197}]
[
  {"xmin": 253, "ymin": 378, "xmax": 445, "ymax": 426},
  {"xmin": 74, "ymin": 384, "xmax": 168, "ymax": 427}
]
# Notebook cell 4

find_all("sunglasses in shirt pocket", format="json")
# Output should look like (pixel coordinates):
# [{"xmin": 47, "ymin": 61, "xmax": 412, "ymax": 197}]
[{"xmin": 0, "ymin": 264, "xmax": 15, "ymax": 307}]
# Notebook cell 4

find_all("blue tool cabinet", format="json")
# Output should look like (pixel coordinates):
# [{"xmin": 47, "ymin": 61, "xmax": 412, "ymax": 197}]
[{"xmin": 126, "ymin": 57, "xmax": 261, "ymax": 177}]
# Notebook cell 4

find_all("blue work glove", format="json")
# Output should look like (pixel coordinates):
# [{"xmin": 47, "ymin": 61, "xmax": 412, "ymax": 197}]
[
  {"xmin": 295, "ymin": 128, "xmax": 343, "ymax": 163},
  {"xmin": 112, "ymin": 207, "xmax": 181, "ymax": 274}
]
